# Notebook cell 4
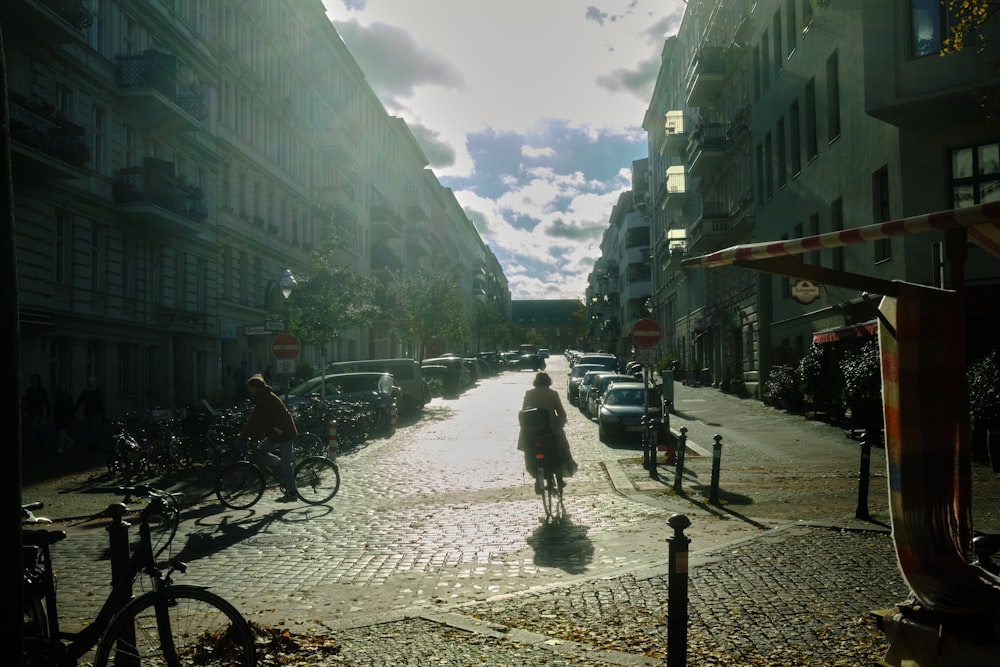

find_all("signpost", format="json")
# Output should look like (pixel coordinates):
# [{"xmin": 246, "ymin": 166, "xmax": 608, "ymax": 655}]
[
  {"xmin": 631, "ymin": 318, "xmax": 663, "ymax": 478},
  {"xmin": 271, "ymin": 333, "xmax": 300, "ymax": 398}
]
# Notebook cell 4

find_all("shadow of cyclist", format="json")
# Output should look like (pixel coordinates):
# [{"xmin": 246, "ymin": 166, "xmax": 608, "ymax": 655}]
[{"xmin": 526, "ymin": 518, "xmax": 594, "ymax": 575}]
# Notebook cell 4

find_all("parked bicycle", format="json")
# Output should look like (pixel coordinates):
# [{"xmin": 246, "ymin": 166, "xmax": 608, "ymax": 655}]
[
  {"xmin": 214, "ymin": 432, "xmax": 340, "ymax": 509},
  {"xmin": 21, "ymin": 486, "xmax": 256, "ymax": 666}
]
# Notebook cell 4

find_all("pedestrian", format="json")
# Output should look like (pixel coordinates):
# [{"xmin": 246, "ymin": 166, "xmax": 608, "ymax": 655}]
[
  {"xmin": 233, "ymin": 361, "xmax": 249, "ymax": 404},
  {"xmin": 53, "ymin": 382, "xmax": 76, "ymax": 453},
  {"xmin": 75, "ymin": 377, "xmax": 106, "ymax": 451},
  {"xmin": 239, "ymin": 373, "xmax": 298, "ymax": 501},
  {"xmin": 520, "ymin": 371, "xmax": 578, "ymax": 486},
  {"xmin": 21, "ymin": 373, "xmax": 50, "ymax": 449}
]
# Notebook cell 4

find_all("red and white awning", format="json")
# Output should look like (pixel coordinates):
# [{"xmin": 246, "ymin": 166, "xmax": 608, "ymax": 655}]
[{"xmin": 681, "ymin": 202, "xmax": 1000, "ymax": 271}]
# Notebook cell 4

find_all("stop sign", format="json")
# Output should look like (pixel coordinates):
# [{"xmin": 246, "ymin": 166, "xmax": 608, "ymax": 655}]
[
  {"xmin": 631, "ymin": 318, "xmax": 662, "ymax": 349},
  {"xmin": 271, "ymin": 332, "xmax": 300, "ymax": 360}
]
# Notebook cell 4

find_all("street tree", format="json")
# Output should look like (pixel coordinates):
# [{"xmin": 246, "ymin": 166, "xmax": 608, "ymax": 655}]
[
  {"xmin": 396, "ymin": 260, "xmax": 466, "ymax": 360},
  {"xmin": 289, "ymin": 237, "xmax": 380, "ymax": 370},
  {"xmin": 469, "ymin": 301, "xmax": 505, "ymax": 352}
]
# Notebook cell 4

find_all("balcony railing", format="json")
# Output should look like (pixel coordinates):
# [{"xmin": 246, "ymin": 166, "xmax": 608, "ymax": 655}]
[
  {"xmin": 113, "ymin": 164, "xmax": 208, "ymax": 224},
  {"xmin": 685, "ymin": 47, "xmax": 725, "ymax": 107},
  {"xmin": 116, "ymin": 52, "xmax": 207, "ymax": 128},
  {"xmin": 8, "ymin": 93, "xmax": 90, "ymax": 168}
]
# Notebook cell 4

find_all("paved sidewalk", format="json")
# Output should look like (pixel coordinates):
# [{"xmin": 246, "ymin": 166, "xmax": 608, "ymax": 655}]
[{"xmin": 21, "ymin": 380, "xmax": 1000, "ymax": 665}]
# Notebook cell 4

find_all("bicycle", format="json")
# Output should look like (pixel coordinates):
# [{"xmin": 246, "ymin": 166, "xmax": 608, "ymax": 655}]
[
  {"xmin": 518, "ymin": 408, "xmax": 566, "ymax": 523},
  {"xmin": 21, "ymin": 486, "xmax": 256, "ymax": 666},
  {"xmin": 214, "ymin": 432, "xmax": 340, "ymax": 509}
]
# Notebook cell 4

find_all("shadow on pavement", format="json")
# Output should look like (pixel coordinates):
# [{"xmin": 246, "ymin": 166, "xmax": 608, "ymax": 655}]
[{"xmin": 527, "ymin": 518, "xmax": 593, "ymax": 575}]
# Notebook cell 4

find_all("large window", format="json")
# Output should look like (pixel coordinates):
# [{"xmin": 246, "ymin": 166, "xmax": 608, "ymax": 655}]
[
  {"xmin": 873, "ymin": 167, "xmax": 892, "ymax": 262},
  {"xmin": 826, "ymin": 52, "xmax": 841, "ymax": 142},
  {"xmin": 951, "ymin": 142, "xmax": 1000, "ymax": 207},
  {"xmin": 910, "ymin": 0, "xmax": 963, "ymax": 56},
  {"xmin": 804, "ymin": 79, "xmax": 818, "ymax": 162},
  {"xmin": 55, "ymin": 213, "xmax": 72, "ymax": 286},
  {"xmin": 789, "ymin": 100, "xmax": 802, "ymax": 176},
  {"xmin": 776, "ymin": 117, "xmax": 787, "ymax": 189}
]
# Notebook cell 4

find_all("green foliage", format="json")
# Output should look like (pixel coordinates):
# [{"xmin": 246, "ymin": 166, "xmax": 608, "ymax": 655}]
[
  {"xmin": 797, "ymin": 343, "xmax": 826, "ymax": 396},
  {"xmin": 968, "ymin": 349, "xmax": 1000, "ymax": 427},
  {"xmin": 764, "ymin": 365, "xmax": 800, "ymax": 402},
  {"xmin": 839, "ymin": 339, "xmax": 881, "ymax": 405},
  {"xmin": 396, "ymin": 258, "xmax": 467, "ymax": 359}
]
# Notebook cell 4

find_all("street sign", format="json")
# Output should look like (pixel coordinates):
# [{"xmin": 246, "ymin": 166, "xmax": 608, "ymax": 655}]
[
  {"xmin": 631, "ymin": 318, "xmax": 662, "ymax": 348},
  {"xmin": 271, "ymin": 332, "xmax": 300, "ymax": 360}
]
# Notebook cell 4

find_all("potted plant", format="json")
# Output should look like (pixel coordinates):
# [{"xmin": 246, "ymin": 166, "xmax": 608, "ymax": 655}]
[
  {"xmin": 764, "ymin": 364, "xmax": 801, "ymax": 411},
  {"xmin": 798, "ymin": 343, "xmax": 830, "ymax": 418},
  {"xmin": 968, "ymin": 349, "xmax": 1000, "ymax": 464},
  {"xmin": 840, "ymin": 339, "xmax": 882, "ymax": 440}
]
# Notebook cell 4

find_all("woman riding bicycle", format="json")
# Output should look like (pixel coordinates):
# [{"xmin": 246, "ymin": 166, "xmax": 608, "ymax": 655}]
[
  {"xmin": 239, "ymin": 373, "xmax": 298, "ymax": 501},
  {"xmin": 519, "ymin": 371, "xmax": 578, "ymax": 487}
]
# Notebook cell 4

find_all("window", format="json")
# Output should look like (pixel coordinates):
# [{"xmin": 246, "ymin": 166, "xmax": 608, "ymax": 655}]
[
  {"xmin": 764, "ymin": 132, "xmax": 774, "ymax": 199},
  {"xmin": 776, "ymin": 117, "xmax": 787, "ymax": 189},
  {"xmin": 55, "ymin": 213, "xmax": 72, "ymax": 286},
  {"xmin": 117, "ymin": 343, "xmax": 136, "ymax": 396},
  {"xmin": 761, "ymin": 31, "xmax": 771, "ymax": 92},
  {"xmin": 808, "ymin": 212, "xmax": 820, "ymax": 266},
  {"xmin": 91, "ymin": 106, "xmax": 106, "ymax": 173},
  {"xmin": 951, "ymin": 142, "xmax": 1000, "ymax": 207},
  {"xmin": 773, "ymin": 11, "xmax": 783, "ymax": 75},
  {"xmin": 910, "ymin": 0, "xmax": 963, "ymax": 56},
  {"xmin": 789, "ymin": 100, "xmax": 801, "ymax": 176},
  {"xmin": 873, "ymin": 167, "xmax": 892, "ymax": 262},
  {"xmin": 786, "ymin": 0, "xmax": 798, "ymax": 54},
  {"xmin": 780, "ymin": 233, "xmax": 790, "ymax": 301},
  {"xmin": 752, "ymin": 46, "xmax": 761, "ymax": 100},
  {"xmin": 90, "ymin": 224, "xmax": 103, "ymax": 293},
  {"xmin": 804, "ymin": 79, "xmax": 818, "ymax": 162},
  {"xmin": 122, "ymin": 235, "xmax": 134, "ymax": 299},
  {"xmin": 826, "ymin": 52, "xmax": 841, "ymax": 142},
  {"xmin": 755, "ymin": 143, "xmax": 765, "ymax": 204},
  {"xmin": 831, "ymin": 197, "xmax": 845, "ymax": 272}
]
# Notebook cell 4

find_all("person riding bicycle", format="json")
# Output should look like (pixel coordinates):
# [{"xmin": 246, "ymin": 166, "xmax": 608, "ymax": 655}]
[
  {"xmin": 239, "ymin": 373, "xmax": 298, "ymax": 501},
  {"xmin": 519, "ymin": 371, "xmax": 578, "ymax": 488}
]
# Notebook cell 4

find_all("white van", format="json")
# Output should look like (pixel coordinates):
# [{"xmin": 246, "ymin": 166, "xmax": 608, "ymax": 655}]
[{"xmin": 325, "ymin": 358, "xmax": 429, "ymax": 414}]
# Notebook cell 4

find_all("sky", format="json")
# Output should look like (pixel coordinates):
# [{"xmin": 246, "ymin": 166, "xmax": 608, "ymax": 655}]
[{"xmin": 321, "ymin": 0, "xmax": 686, "ymax": 300}]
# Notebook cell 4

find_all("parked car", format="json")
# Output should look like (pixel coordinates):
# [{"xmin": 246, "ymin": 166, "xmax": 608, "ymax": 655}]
[
  {"xmin": 577, "ymin": 370, "xmax": 616, "ymax": 413},
  {"xmin": 325, "ymin": 358, "xmax": 429, "ymax": 414},
  {"xmin": 586, "ymin": 373, "xmax": 637, "ymax": 420},
  {"xmin": 574, "ymin": 353, "xmax": 618, "ymax": 372},
  {"xmin": 597, "ymin": 382, "xmax": 662, "ymax": 443},
  {"xmin": 567, "ymin": 364, "xmax": 605, "ymax": 405},
  {"xmin": 286, "ymin": 372, "xmax": 398, "ymax": 432},
  {"xmin": 422, "ymin": 356, "xmax": 472, "ymax": 396}
]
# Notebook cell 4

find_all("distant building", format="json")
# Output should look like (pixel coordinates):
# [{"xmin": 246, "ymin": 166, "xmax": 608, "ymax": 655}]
[{"xmin": 511, "ymin": 300, "xmax": 584, "ymax": 353}]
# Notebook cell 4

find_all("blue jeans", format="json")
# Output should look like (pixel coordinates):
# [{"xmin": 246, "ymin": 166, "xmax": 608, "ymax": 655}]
[{"xmin": 259, "ymin": 438, "xmax": 296, "ymax": 495}]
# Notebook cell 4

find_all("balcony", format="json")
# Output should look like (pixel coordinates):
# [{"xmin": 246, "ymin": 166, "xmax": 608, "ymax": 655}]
[
  {"xmin": 406, "ymin": 189, "xmax": 429, "ymax": 221},
  {"xmin": 370, "ymin": 202, "xmax": 404, "ymax": 240},
  {"xmin": 8, "ymin": 94, "xmax": 89, "ymax": 180},
  {"xmin": 688, "ymin": 201, "xmax": 730, "ymax": 253},
  {"xmin": 687, "ymin": 122, "xmax": 728, "ymax": 177},
  {"xmin": 6, "ymin": 0, "xmax": 92, "ymax": 45},
  {"xmin": 370, "ymin": 243, "xmax": 403, "ymax": 273},
  {"xmin": 662, "ymin": 165, "xmax": 689, "ymax": 210},
  {"xmin": 115, "ymin": 52, "xmax": 206, "ymax": 133},
  {"xmin": 660, "ymin": 110, "xmax": 690, "ymax": 158},
  {"xmin": 685, "ymin": 47, "xmax": 725, "ymax": 108},
  {"xmin": 405, "ymin": 222, "xmax": 433, "ymax": 257},
  {"xmin": 113, "ymin": 159, "xmax": 207, "ymax": 237}
]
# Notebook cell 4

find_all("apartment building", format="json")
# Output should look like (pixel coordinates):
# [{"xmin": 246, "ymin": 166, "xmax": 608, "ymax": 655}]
[
  {"xmin": 5, "ymin": 0, "xmax": 508, "ymax": 416},
  {"xmin": 630, "ymin": 0, "xmax": 998, "ymax": 396}
]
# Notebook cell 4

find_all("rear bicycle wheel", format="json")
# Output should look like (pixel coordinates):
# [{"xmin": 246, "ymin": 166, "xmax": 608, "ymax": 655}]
[
  {"xmin": 22, "ymin": 588, "xmax": 48, "ymax": 667},
  {"xmin": 295, "ymin": 456, "xmax": 341, "ymax": 504},
  {"xmin": 537, "ymin": 466, "xmax": 552, "ymax": 519},
  {"xmin": 294, "ymin": 432, "xmax": 324, "ymax": 457},
  {"xmin": 215, "ymin": 461, "xmax": 265, "ymax": 509},
  {"xmin": 94, "ymin": 585, "xmax": 256, "ymax": 667}
]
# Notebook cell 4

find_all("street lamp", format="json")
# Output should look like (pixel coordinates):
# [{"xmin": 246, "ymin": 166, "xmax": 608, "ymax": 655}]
[
  {"xmin": 279, "ymin": 269, "xmax": 296, "ymax": 398},
  {"xmin": 645, "ymin": 296, "xmax": 654, "ymax": 316}
]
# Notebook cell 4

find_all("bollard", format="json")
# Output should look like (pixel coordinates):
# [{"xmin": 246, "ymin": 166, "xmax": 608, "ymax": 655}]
[
  {"xmin": 106, "ymin": 503, "xmax": 132, "ymax": 588},
  {"xmin": 856, "ymin": 429, "xmax": 873, "ymax": 519},
  {"xmin": 328, "ymin": 420, "xmax": 338, "ymax": 457},
  {"xmin": 709, "ymin": 434, "xmax": 723, "ymax": 505},
  {"xmin": 390, "ymin": 402, "xmax": 398, "ymax": 432},
  {"xmin": 667, "ymin": 513, "xmax": 691, "ymax": 667},
  {"xmin": 673, "ymin": 427, "xmax": 687, "ymax": 493},
  {"xmin": 649, "ymin": 416, "xmax": 659, "ymax": 480}
]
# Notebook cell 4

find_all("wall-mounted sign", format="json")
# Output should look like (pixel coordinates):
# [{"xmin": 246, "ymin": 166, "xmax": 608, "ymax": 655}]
[{"xmin": 791, "ymin": 279, "xmax": 821, "ymax": 304}]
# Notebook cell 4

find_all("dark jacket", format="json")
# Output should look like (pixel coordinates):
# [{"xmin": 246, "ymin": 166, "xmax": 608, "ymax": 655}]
[{"xmin": 239, "ymin": 385, "xmax": 298, "ymax": 443}]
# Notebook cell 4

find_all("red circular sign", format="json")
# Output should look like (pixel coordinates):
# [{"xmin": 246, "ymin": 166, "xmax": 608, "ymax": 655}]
[
  {"xmin": 271, "ymin": 332, "xmax": 300, "ymax": 360},
  {"xmin": 631, "ymin": 318, "xmax": 662, "ymax": 348}
]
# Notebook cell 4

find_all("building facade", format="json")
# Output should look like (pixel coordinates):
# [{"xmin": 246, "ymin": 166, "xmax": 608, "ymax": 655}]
[{"xmin": 6, "ymin": 0, "xmax": 508, "ymax": 416}]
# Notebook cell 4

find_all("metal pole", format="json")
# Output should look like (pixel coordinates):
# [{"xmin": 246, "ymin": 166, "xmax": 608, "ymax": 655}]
[
  {"xmin": 673, "ymin": 427, "xmax": 687, "ymax": 493},
  {"xmin": 709, "ymin": 434, "xmax": 723, "ymax": 505},
  {"xmin": 856, "ymin": 430, "xmax": 872, "ymax": 519},
  {"xmin": 667, "ymin": 513, "xmax": 691, "ymax": 667},
  {"xmin": 642, "ymin": 364, "xmax": 651, "ymax": 469}
]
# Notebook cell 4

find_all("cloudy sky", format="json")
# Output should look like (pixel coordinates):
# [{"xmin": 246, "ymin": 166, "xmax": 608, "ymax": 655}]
[{"xmin": 321, "ymin": 1, "xmax": 686, "ymax": 300}]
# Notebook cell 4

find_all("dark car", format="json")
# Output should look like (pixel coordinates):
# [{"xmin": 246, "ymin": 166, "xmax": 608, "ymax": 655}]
[
  {"xmin": 286, "ymin": 372, "xmax": 397, "ymax": 432},
  {"xmin": 577, "ymin": 370, "xmax": 615, "ymax": 414},
  {"xmin": 597, "ymin": 382, "xmax": 662, "ymax": 442},
  {"xmin": 422, "ymin": 357, "xmax": 472, "ymax": 396},
  {"xmin": 567, "ymin": 363, "xmax": 604, "ymax": 405},
  {"xmin": 574, "ymin": 353, "xmax": 618, "ymax": 372},
  {"xmin": 586, "ymin": 373, "xmax": 637, "ymax": 420},
  {"xmin": 517, "ymin": 352, "xmax": 546, "ymax": 371}
]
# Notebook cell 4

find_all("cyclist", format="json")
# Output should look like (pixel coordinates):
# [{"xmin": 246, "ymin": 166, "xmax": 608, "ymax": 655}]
[
  {"xmin": 239, "ymin": 373, "xmax": 298, "ymax": 501},
  {"xmin": 519, "ymin": 371, "xmax": 578, "ymax": 488}
]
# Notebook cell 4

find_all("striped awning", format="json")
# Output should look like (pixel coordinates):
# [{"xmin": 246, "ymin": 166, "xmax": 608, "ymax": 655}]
[
  {"xmin": 811, "ymin": 320, "xmax": 877, "ymax": 344},
  {"xmin": 681, "ymin": 202, "xmax": 1000, "ymax": 287}
]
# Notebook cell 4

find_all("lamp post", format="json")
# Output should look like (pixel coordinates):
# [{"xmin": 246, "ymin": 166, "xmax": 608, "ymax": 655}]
[
  {"xmin": 279, "ymin": 269, "xmax": 296, "ymax": 399},
  {"xmin": 642, "ymin": 296, "xmax": 658, "ymax": 477}
]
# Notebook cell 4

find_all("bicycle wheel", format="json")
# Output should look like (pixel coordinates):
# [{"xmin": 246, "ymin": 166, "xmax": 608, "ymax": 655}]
[
  {"xmin": 143, "ymin": 499, "xmax": 180, "ymax": 562},
  {"xmin": 94, "ymin": 585, "xmax": 256, "ymax": 667},
  {"xmin": 537, "ymin": 466, "xmax": 552, "ymax": 519},
  {"xmin": 22, "ymin": 588, "xmax": 48, "ymax": 667},
  {"xmin": 294, "ymin": 456, "xmax": 340, "ymax": 505},
  {"xmin": 215, "ymin": 461, "xmax": 265, "ymax": 510},
  {"xmin": 294, "ymin": 432, "xmax": 324, "ymax": 457}
]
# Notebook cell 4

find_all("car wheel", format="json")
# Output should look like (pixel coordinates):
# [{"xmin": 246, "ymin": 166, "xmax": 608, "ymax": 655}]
[{"xmin": 598, "ymin": 421, "xmax": 608, "ymax": 442}]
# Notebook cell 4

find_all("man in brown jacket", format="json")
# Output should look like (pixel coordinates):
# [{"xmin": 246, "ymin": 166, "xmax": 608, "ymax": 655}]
[{"xmin": 239, "ymin": 373, "xmax": 299, "ymax": 501}]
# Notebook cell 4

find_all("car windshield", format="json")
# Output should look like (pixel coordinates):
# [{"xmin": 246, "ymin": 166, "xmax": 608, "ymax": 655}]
[{"xmin": 605, "ymin": 389, "xmax": 644, "ymax": 405}]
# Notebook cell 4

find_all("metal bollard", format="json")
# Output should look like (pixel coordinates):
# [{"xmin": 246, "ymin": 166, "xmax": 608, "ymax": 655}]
[
  {"xmin": 667, "ymin": 513, "xmax": 691, "ymax": 667},
  {"xmin": 709, "ymin": 434, "xmax": 723, "ymax": 505},
  {"xmin": 673, "ymin": 427, "xmax": 687, "ymax": 493},
  {"xmin": 856, "ymin": 430, "xmax": 873, "ymax": 519},
  {"xmin": 328, "ymin": 420, "xmax": 338, "ymax": 457},
  {"xmin": 649, "ymin": 416, "xmax": 659, "ymax": 480},
  {"xmin": 106, "ymin": 503, "xmax": 132, "ymax": 590}
]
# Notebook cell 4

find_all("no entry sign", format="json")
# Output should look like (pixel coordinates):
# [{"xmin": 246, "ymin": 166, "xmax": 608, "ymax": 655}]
[
  {"xmin": 631, "ymin": 318, "xmax": 662, "ymax": 349},
  {"xmin": 271, "ymin": 332, "xmax": 301, "ymax": 360}
]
